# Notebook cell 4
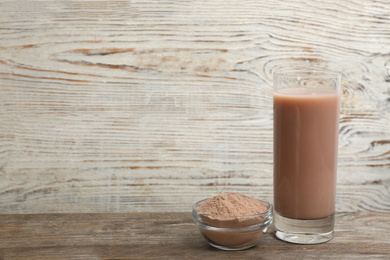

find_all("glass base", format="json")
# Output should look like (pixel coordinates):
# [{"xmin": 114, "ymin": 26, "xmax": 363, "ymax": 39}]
[{"xmin": 274, "ymin": 212, "xmax": 334, "ymax": 244}]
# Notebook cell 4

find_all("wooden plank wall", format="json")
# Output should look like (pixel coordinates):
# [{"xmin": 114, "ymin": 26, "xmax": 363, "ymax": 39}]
[{"xmin": 0, "ymin": 0, "xmax": 389, "ymax": 214}]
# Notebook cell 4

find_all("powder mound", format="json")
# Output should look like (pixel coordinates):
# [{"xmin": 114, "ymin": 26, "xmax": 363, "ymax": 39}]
[{"xmin": 197, "ymin": 193, "xmax": 268, "ymax": 216}]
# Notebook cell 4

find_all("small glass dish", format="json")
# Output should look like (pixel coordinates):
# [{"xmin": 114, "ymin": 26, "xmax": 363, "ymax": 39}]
[{"xmin": 192, "ymin": 198, "xmax": 273, "ymax": 251}]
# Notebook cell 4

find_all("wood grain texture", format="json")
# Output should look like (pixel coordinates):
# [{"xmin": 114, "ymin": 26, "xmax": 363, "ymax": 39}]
[
  {"xmin": 0, "ymin": 0, "xmax": 389, "ymax": 213},
  {"xmin": 0, "ymin": 212, "xmax": 389, "ymax": 259}
]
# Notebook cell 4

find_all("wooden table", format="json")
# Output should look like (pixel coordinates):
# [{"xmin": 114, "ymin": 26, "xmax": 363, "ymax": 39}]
[{"xmin": 1, "ymin": 212, "xmax": 389, "ymax": 259}]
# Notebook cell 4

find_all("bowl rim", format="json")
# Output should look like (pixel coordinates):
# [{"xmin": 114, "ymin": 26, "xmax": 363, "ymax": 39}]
[{"xmin": 192, "ymin": 198, "xmax": 273, "ymax": 219}]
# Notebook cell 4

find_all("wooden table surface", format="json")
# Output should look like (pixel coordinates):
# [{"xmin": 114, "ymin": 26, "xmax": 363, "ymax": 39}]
[{"xmin": 0, "ymin": 212, "xmax": 389, "ymax": 259}]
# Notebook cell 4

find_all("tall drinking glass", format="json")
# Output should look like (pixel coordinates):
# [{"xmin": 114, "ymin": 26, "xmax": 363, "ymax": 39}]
[{"xmin": 273, "ymin": 68, "xmax": 341, "ymax": 244}]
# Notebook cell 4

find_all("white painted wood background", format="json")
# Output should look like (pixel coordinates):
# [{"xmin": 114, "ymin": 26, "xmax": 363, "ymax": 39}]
[{"xmin": 0, "ymin": 0, "xmax": 389, "ymax": 214}]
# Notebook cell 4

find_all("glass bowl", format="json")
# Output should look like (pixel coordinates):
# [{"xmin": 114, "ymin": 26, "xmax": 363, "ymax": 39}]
[{"xmin": 192, "ymin": 198, "xmax": 273, "ymax": 251}]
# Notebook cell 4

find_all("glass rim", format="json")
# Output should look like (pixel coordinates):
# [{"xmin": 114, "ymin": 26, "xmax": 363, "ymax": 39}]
[{"xmin": 274, "ymin": 67, "xmax": 341, "ymax": 79}]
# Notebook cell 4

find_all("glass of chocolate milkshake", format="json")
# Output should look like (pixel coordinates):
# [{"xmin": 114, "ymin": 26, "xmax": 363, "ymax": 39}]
[{"xmin": 273, "ymin": 68, "xmax": 341, "ymax": 244}]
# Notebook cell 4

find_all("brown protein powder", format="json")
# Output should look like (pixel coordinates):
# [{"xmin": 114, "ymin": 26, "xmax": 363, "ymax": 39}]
[
  {"xmin": 197, "ymin": 192, "xmax": 268, "ymax": 217},
  {"xmin": 196, "ymin": 193, "xmax": 270, "ymax": 249}
]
